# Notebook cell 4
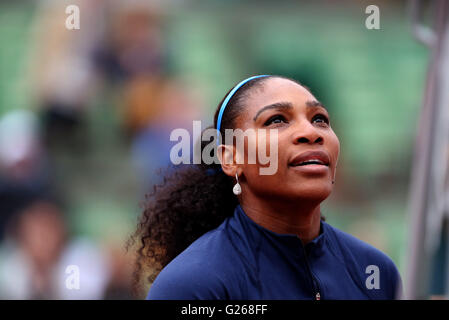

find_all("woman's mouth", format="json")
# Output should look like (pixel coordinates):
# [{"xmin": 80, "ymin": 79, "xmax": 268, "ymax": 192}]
[
  {"xmin": 290, "ymin": 159, "xmax": 327, "ymax": 166},
  {"xmin": 288, "ymin": 151, "xmax": 330, "ymax": 174}
]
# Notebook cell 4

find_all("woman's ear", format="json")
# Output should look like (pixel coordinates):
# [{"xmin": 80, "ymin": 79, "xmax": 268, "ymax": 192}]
[{"xmin": 217, "ymin": 144, "xmax": 239, "ymax": 177}]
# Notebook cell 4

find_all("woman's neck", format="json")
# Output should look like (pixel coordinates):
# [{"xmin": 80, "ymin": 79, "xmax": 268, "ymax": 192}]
[{"xmin": 240, "ymin": 196, "xmax": 322, "ymax": 244}]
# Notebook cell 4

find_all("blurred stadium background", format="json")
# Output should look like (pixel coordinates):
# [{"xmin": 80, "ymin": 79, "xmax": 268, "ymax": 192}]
[{"xmin": 0, "ymin": 0, "xmax": 446, "ymax": 299}]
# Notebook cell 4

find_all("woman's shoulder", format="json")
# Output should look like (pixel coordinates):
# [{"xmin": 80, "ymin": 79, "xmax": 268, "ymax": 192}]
[
  {"xmin": 323, "ymin": 221, "xmax": 396, "ymax": 265},
  {"xmin": 323, "ymin": 221, "xmax": 403, "ymax": 298},
  {"xmin": 146, "ymin": 226, "xmax": 245, "ymax": 300}
]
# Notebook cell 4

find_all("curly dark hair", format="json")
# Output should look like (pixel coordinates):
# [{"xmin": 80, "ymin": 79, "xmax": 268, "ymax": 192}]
[{"xmin": 128, "ymin": 75, "xmax": 311, "ymax": 296}]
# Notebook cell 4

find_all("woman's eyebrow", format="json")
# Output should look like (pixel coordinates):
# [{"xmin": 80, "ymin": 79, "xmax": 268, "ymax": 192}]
[
  {"xmin": 253, "ymin": 102, "xmax": 293, "ymax": 121},
  {"xmin": 306, "ymin": 100, "xmax": 327, "ymax": 111}
]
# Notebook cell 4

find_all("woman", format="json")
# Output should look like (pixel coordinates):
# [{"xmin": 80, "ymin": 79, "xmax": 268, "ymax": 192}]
[{"xmin": 131, "ymin": 75, "xmax": 403, "ymax": 300}]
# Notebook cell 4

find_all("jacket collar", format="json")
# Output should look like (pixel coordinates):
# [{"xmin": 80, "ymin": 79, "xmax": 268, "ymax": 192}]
[{"xmin": 228, "ymin": 204, "xmax": 328, "ymax": 257}]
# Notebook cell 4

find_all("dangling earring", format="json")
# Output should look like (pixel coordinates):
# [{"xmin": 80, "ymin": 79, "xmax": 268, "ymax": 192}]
[{"xmin": 233, "ymin": 172, "xmax": 242, "ymax": 195}]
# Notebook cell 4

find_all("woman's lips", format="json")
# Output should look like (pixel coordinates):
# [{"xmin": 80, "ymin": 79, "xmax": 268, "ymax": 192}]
[
  {"xmin": 288, "ymin": 150, "xmax": 330, "ymax": 167},
  {"xmin": 288, "ymin": 150, "xmax": 330, "ymax": 175},
  {"xmin": 288, "ymin": 163, "xmax": 329, "ymax": 174}
]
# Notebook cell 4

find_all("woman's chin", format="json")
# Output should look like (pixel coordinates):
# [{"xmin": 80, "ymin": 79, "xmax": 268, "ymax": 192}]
[{"xmin": 290, "ymin": 182, "xmax": 333, "ymax": 201}]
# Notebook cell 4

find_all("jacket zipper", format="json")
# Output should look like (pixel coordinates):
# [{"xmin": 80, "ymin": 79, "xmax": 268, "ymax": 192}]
[{"xmin": 298, "ymin": 237, "xmax": 322, "ymax": 300}]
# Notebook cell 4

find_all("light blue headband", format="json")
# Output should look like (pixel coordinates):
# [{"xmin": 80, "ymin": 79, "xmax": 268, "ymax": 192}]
[{"xmin": 216, "ymin": 75, "xmax": 269, "ymax": 146}]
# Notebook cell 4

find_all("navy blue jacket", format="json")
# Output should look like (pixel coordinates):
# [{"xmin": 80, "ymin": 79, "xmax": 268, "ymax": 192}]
[{"xmin": 147, "ymin": 205, "xmax": 402, "ymax": 300}]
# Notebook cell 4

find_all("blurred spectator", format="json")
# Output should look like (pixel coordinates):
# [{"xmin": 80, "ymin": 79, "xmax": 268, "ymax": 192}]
[
  {"xmin": 130, "ymin": 78, "xmax": 204, "ymax": 193},
  {"xmin": 94, "ymin": 6, "xmax": 168, "ymax": 137},
  {"xmin": 29, "ymin": 0, "xmax": 106, "ymax": 150},
  {"xmin": 94, "ymin": 7, "xmax": 165, "ymax": 83},
  {"xmin": 0, "ymin": 110, "xmax": 52, "ymax": 240},
  {"xmin": 0, "ymin": 200, "xmax": 109, "ymax": 299}
]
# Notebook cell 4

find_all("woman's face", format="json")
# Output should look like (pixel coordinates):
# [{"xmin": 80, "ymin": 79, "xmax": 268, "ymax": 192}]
[{"xmin": 233, "ymin": 77, "xmax": 340, "ymax": 203}]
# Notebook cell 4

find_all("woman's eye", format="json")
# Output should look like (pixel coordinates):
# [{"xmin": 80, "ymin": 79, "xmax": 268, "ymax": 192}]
[
  {"xmin": 264, "ymin": 115, "xmax": 287, "ymax": 126},
  {"xmin": 312, "ymin": 114, "xmax": 330, "ymax": 126}
]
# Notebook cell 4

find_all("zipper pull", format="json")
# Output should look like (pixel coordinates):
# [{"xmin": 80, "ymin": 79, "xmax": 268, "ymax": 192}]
[{"xmin": 315, "ymin": 292, "xmax": 321, "ymax": 300}]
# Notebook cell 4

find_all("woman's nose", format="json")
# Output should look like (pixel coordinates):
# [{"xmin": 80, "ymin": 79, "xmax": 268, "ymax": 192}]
[{"xmin": 291, "ymin": 120, "xmax": 324, "ymax": 145}]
